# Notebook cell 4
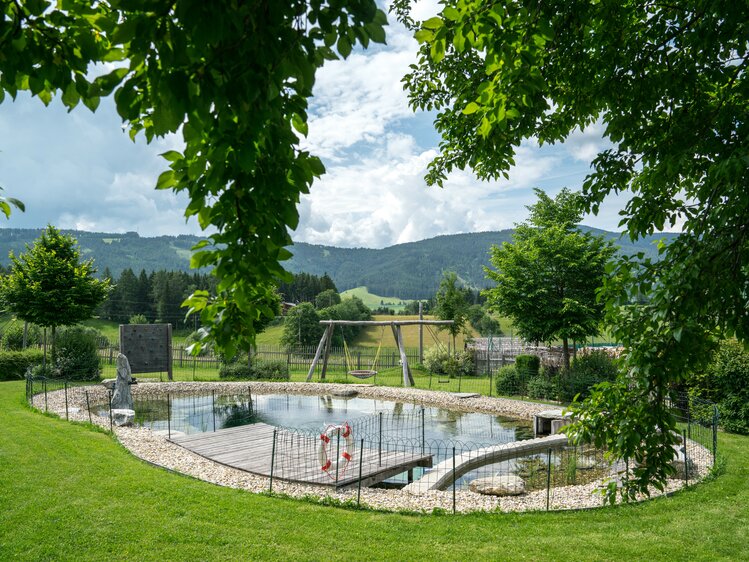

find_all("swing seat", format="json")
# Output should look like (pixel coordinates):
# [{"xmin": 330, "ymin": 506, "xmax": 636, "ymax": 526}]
[{"xmin": 348, "ymin": 369, "xmax": 377, "ymax": 380}]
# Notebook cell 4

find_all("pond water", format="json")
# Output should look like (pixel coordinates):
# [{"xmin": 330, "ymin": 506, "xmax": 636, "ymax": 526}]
[{"xmin": 128, "ymin": 392, "xmax": 534, "ymax": 447}]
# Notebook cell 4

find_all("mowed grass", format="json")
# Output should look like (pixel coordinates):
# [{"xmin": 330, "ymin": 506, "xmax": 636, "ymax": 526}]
[
  {"xmin": 2, "ymin": 381, "xmax": 749, "ymax": 561},
  {"xmin": 341, "ymin": 286, "xmax": 413, "ymax": 312}
]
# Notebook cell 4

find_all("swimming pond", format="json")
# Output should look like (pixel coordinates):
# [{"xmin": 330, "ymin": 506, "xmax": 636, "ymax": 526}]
[{"xmin": 127, "ymin": 392, "xmax": 534, "ymax": 447}]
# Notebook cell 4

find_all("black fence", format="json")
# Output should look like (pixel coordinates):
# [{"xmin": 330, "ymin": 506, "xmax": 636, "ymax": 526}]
[{"xmin": 26, "ymin": 375, "xmax": 718, "ymax": 513}]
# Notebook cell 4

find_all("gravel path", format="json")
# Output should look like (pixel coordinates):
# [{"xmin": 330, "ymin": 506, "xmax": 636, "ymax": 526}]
[{"xmin": 29, "ymin": 381, "xmax": 709, "ymax": 514}]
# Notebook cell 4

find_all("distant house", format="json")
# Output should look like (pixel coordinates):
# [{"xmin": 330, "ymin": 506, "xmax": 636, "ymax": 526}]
[{"xmin": 281, "ymin": 302, "xmax": 297, "ymax": 316}]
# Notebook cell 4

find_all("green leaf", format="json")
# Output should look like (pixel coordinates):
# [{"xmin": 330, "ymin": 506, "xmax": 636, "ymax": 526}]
[
  {"xmin": 422, "ymin": 17, "xmax": 444, "ymax": 30},
  {"xmin": 462, "ymin": 102, "xmax": 480, "ymax": 115},
  {"xmin": 337, "ymin": 35, "xmax": 352, "ymax": 58},
  {"xmin": 291, "ymin": 113, "xmax": 308, "ymax": 136},
  {"xmin": 414, "ymin": 29, "xmax": 434, "ymax": 43},
  {"xmin": 442, "ymin": 7, "xmax": 460, "ymax": 21},
  {"xmin": 155, "ymin": 170, "xmax": 176, "ymax": 190},
  {"xmin": 160, "ymin": 150, "xmax": 182, "ymax": 163}
]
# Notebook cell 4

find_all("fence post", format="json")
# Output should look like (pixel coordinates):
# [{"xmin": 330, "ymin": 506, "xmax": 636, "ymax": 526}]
[
  {"xmin": 167, "ymin": 393, "xmax": 171, "ymax": 439},
  {"xmin": 64, "ymin": 381, "xmax": 69, "ymax": 420},
  {"xmin": 458, "ymin": 370, "xmax": 462, "ymax": 393},
  {"xmin": 248, "ymin": 386, "xmax": 253, "ymax": 415},
  {"xmin": 44, "ymin": 379, "xmax": 48, "ymax": 412},
  {"xmin": 357, "ymin": 438, "xmax": 364, "ymax": 507},
  {"xmin": 212, "ymin": 390, "xmax": 216, "ymax": 432},
  {"xmin": 682, "ymin": 429, "xmax": 689, "ymax": 487},
  {"xmin": 452, "ymin": 446, "xmax": 457, "ymax": 514},
  {"xmin": 546, "ymin": 448, "xmax": 552, "ymax": 511},
  {"xmin": 85, "ymin": 391, "xmax": 92, "ymax": 424},
  {"xmin": 269, "ymin": 429, "xmax": 278, "ymax": 492},
  {"xmin": 335, "ymin": 430, "xmax": 341, "ymax": 484},
  {"xmin": 712, "ymin": 405, "xmax": 718, "ymax": 463},
  {"xmin": 421, "ymin": 407, "xmax": 425, "ymax": 455},
  {"xmin": 108, "ymin": 390, "xmax": 114, "ymax": 432},
  {"xmin": 378, "ymin": 412, "xmax": 383, "ymax": 467}
]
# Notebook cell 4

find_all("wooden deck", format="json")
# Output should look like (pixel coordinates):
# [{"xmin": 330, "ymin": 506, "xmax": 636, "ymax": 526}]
[{"xmin": 170, "ymin": 423, "xmax": 433, "ymax": 490}]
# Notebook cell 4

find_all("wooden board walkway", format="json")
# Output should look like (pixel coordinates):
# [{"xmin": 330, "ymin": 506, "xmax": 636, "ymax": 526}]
[{"xmin": 170, "ymin": 423, "xmax": 433, "ymax": 490}]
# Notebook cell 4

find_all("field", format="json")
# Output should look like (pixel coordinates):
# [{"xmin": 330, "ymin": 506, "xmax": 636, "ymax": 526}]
[
  {"xmin": 1, "ymin": 379, "xmax": 747, "ymax": 560},
  {"xmin": 341, "ymin": 286, "xmax": 413, "ymax": 312}
]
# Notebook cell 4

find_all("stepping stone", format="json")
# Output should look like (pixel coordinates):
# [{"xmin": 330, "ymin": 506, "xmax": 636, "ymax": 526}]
[{"xmin": 469, "ymin": 474, "xmax": 526, "ymax": 496}]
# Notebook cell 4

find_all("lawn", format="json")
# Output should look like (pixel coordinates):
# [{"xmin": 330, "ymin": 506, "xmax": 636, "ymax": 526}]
[
  {"xmin": 1, "ymin": 380, "xmax": 747, "ymax": 561},
  {"xmin": 341, "ymin": 286, "xmax": 413, "ymax": 312}
]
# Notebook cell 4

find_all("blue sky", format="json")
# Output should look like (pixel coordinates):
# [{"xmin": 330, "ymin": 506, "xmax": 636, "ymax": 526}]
[{"xmin": 0, "ymin": 0, "xmax": 632, "ymax": 248}]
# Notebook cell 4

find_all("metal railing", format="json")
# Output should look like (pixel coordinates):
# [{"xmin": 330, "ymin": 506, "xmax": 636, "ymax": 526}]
[{"xmin": 25, "ymin": 375, "xmax": 718, "ymax": 513}]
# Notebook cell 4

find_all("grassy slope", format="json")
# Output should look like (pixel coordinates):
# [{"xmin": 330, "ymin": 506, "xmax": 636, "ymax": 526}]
[
  {"xmin": 1, "ymin": 381, "xmax": 748, "ymax": 561},
  {"xmin": 341, "ymin": 287, "xmax": 412, "ymax": 312}
]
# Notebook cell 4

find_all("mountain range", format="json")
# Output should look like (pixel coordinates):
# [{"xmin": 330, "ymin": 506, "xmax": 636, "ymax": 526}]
[{"xmin": 0, "ymin": 227, "xmax": 677, "ymax": 299}]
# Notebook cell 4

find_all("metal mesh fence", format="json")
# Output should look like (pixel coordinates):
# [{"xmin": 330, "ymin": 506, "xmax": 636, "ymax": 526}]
[{"xmin": 26, "ymin": 375, "xmax": 718, "ymax": 513}]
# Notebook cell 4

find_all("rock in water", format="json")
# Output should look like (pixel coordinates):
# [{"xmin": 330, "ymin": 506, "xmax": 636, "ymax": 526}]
[
  {"xmin": 469, "ymin": 475, "xmax": 526, "ymax": 496},
  {"xmin": 111, "ymin": 353, "xmax": 134, "ymax": 410},
  {"xmin": 112, "ymin": 408, "xmax": 135, "ymax": 427}
]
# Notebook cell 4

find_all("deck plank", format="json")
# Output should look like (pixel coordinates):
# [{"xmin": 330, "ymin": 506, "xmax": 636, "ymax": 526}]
[{"xmin": 170, "ymin": 422, "xmax": 432, "ymax": 489}]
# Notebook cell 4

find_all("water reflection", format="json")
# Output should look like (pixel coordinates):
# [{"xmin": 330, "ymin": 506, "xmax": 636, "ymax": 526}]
[{"xmin": 125, "ymin": 393, "xmax": 533, "ymax": 446}]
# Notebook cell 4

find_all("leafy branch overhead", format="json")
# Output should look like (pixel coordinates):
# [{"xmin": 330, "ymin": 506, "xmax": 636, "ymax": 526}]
[
  {"xmin": 0, "ymin": 0, "xmax": 387, "ymax": 359},
  {"xmin": 396, "ymin": 0, "xmax": 748, "ymax": 501}
]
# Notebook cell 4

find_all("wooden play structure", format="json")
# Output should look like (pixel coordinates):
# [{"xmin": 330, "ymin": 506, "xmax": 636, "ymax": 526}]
[{"xmin": 305, "ymin": 319, "xmax": 454, "ymax": 387}]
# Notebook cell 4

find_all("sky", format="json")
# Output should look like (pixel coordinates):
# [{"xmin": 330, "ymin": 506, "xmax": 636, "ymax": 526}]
[{"xmin": 0, "ymin": 0, "xmax": 631, "ymax": 249}]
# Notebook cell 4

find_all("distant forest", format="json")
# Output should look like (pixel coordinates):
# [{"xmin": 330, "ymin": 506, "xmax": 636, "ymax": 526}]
[{"xmin": 0, "ymin": 227, "xmax": 678, "ymax": 300}]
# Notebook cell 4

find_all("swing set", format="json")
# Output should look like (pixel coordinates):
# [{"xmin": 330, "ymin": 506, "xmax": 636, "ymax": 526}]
[{"xmin": 306, "ymin": 319, "xmax": 454, "ymax": 387}]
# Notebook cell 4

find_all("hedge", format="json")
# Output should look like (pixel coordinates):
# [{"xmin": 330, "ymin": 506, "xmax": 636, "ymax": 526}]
[{"xmin": 0, "ymin": 350, "xmax": 44, "ymax": 381}]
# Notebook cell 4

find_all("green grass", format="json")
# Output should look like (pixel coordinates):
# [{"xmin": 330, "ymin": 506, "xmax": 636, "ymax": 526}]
[
  {"xmin": 341, "ymin": 286, "xmax": 413, "ymax": 312},
  {"xmin": 2, "ymin": 380, "xmax": 748, "ymax": 560}
]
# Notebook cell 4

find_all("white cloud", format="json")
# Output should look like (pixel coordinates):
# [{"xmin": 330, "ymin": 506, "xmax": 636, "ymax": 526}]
[
  {"xmin": 0, "ymin": 6, "xmax": 633, "ymax": 250},
  {"xmin": 295, "ymin": 132, "xmax": 567, "ymax": 248},
  {"xmin": 565, "ymin": 121, "xmax": 610, "ymax": 162}
]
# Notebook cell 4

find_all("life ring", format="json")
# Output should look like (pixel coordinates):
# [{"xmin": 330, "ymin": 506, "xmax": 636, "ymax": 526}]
[{"xmin": 318, "ymin": 423, "xmax": 354, "ymax": 476}]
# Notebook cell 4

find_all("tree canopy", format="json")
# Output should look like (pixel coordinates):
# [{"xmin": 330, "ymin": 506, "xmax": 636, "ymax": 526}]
[
  {"xmin": 0, "ymin": 225, "xmax": 110, "ymax": 360},
  {"xmin": 395, "ymin": 0, "xmax": 748, "ymax": 500},
  {"xmin": 434, "ymin": 271, "xmax": 469, "ymax": 352},
  {"xmin": 1, "ymin": 0, "xmax": 386, "ymax": 359},
  {"xmin": 484, "ymin": 189, "xmax": 614, "ymax": 370}
]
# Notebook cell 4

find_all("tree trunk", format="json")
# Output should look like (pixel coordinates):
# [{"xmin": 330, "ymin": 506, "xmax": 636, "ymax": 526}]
[
  {"xmin": 562, "ymin": 336, "xmax": 570, "ymax": 372},
  {"xmin": 42, "ymin": 327, "xmax": 47, "ymax": 372}
]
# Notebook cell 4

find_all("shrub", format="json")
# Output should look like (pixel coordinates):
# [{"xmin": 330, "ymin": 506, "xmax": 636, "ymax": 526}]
[
  {"xmin": 422, "ymin": 348, "xmax": 474, "ymax": 377},
  {"xmin": 1, "ymin": 322, "xmax": 42, "ymax": 351},
  {"xmin": 559, "ymin": 350, "xmax": 618, "ymax": 402},
  {"xmin": 0, "ymin": 349, "xmax": 44, "ymax": 381},
  {"xmin": 495, "ymin": 365, "xmax": 523, "ymax": 395},
  {"xmin": 52, "ymin": 326, "xmax": 101, "ymax": 381},
  {"xmin": 527, "ymin": 375, "xmax": 557, "ymax": 400},
  {"xmin": 515, "ymin": 354, "xmax": 541, "ymax": 378},
  {"xmin": 128, "ymin": 314, "xmax": 148, "ymax": 324},
  {"xmin": 219, "ymin": 358, "xmax": 290, "ymax": 380},
  {"xmin": 690, "ymin": 340, "xmax": 749, "ymax": 434}
]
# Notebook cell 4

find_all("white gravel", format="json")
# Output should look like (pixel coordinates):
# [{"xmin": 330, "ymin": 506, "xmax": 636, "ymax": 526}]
[{"xmin": 29, "ymin": 381, "xmax": 712, "ymax": 514}]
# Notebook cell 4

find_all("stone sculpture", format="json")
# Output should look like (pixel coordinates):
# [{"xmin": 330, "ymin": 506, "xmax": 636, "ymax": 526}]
[{"xmin": 111, "ymin": 353, "xmax": 134, "ymax": 412}]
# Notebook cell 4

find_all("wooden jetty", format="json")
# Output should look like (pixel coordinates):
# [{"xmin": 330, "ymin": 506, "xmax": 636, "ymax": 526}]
[{"xmin": 170, "ymin": 423, "xmax": 433, "ymax": 490}]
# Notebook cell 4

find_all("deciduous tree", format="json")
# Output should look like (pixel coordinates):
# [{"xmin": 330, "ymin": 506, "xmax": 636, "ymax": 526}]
[
  {"xmin": 0, "ymin": 226, "xmax": 110, "ymax": 365},
  {"xmin": 0, "ymin": 0, "xmax": 386, "ymax": 360},
  {"xmin": 395, "ymin": 0, "xmax": 749, "ymax": 500},
  {"xmin": 434, "ymin": 271, "xmax": 469, "ymax": 353},
  {"xmin": 484, "ymin": 189, "xmax": 614, "ymax": 371}
]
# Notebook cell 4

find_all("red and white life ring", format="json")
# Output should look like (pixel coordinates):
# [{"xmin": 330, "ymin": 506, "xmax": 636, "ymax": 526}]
[{"xmin": 318, "ymin": 423, "xmax": 354, "ymax": 476}]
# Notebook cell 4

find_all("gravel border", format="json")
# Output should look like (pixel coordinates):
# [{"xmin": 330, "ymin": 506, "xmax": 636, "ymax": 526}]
[{"xmin": 29, "ymin": 381, "xmax": 710, "ymax": 514}]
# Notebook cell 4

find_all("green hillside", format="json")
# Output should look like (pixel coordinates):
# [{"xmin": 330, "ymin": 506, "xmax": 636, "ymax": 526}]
[
  {"xmin": 340, "ymin": 287, "xmax": 412, "ymax": 311},
  {"xmin": 0, "ymin": 227, "xmax": 678, "ymax": 299}
]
